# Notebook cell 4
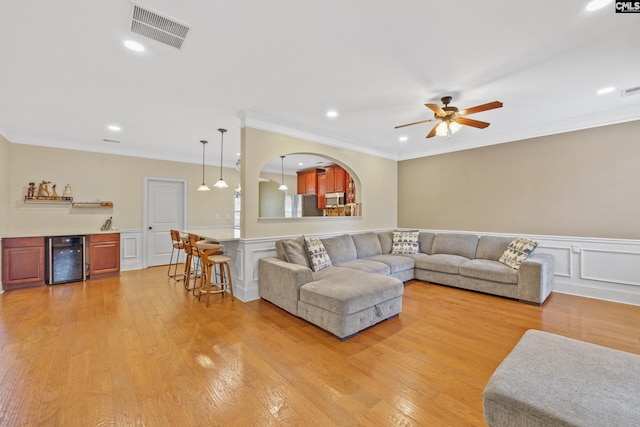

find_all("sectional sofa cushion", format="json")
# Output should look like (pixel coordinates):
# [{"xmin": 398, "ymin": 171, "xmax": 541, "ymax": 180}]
[
  {"xmin": 460, "ymin": 259, "xmax": 518, "ymax": 284},
  {"xmin": 304, "ymin": 237, "xmax": 332, "ymax": 272},
  {"xmin": 352, "ymin": 232, "xmax": 383, "ymax": 258},
  {"xmin": 475, "ymin": 236, "xmax": 514, "ymax": 261},
  {"xmin": 417, "ymin": 254, "xmax": 470, "ymax": 274},
  {"xmin": 281, "ymin": 237, "xmax": 311, "ymax": 268},
  {"xmin": 299, "ymin": 272, "xmax": 403, "ymax": 316},
  {"xmin": 418, "ymin": 232, "xmax": 436, "ymax": 255},
  {"xmin": 322, "ymin": 234, "xmax": 358, "ymax": 264},
  {"xmin": 499, "ymin": 237, "xmax": 539, "ymax": 269},
  {"xmin": 432, "ymin": 233, "xmax": 479, "ymax": 259},
  {"xmin": 391, "ymin": 231, "xmax": 420, "ymax": 254},
  {"xmin": 366, "ymin": 254, "xmax": 415, "ymax": 274},
  {"xmin": 335, "ymin": 259, "xmax": 390, "ymax": 275},
  {"xmin": 378, "ymin": 231, "xmax": 394, "ymax": 255}
]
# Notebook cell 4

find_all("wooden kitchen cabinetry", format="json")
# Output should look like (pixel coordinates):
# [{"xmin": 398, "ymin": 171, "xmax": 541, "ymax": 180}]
[
  {"xmin": 2, "ymin": 237, "xmax": 45, "ymax": 289},
  {"xmin": 317, "ymin": 171, "xmax": 327, "ymax": 209},
  {"xmin": 89, "ymin": 233, "xmax": 120, "ymax": 279},
  {"xmin": 325, "ymin": 165, "xmax": 349, "ymax": 193},
  {"xmin": 297, "ymin": 168, "xmax": 322, "ymax": 195}
]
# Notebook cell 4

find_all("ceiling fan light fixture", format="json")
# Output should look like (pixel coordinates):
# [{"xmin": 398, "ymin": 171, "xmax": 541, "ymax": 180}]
[
  {"xmin": 435, "ymin": 122, "xmax": 449, "ymax": 137},
  {"xmin": 436, "ymin": 121, "xmax": 461, "ymax": 138}
]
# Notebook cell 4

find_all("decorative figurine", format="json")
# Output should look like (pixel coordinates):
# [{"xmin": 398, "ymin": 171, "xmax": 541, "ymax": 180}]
[
  {"xmin": 63, "ymin": 184, "xmax": 72, "ymax": 199},
  {"xmin": 51, "ymin": 184, "xmax": 58, "ymax": 198},
  {"xmin": 27, "ymin": 182, "xmax": 36, "ymax": 199},
  {"xmin": 37, "ymin": 180, "xmax": 51, "ymax": 198}
]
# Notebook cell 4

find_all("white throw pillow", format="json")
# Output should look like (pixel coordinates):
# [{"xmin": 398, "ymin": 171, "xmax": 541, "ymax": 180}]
[
  {"xmin": 304, "ymin": 236, "xmax": 332, "ymax": 272},
  {"xmin": 499, "ymin": 237, "xmax": 539, "ymax": 269},
  {"xmin": 391, "ymin": 231, "xmax": 419, "ymax": 255}
]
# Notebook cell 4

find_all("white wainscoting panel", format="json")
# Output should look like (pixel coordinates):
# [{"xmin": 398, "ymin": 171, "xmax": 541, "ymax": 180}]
[
  {"xmin": 581, "ymin": 248, "xmax": 640, "ymax": 287},
  {"xmin": 537, "ymin": 245, "xmax": 572, "ymax": 278},
  {"xmin": 231, "ymin": 238, "xmax": 279, "ymax": 302},
  {"xmin": 114, "ymin": 228, "xmax": 640, "ymax": 307},
  {"xmin": 422, "ymin": 229, "xmax": 640, "ymax": 306},
  {"xmin": 120, "ymin": 230, "xmax": 143, "ymax": 271},
  {"xmin": 509, "ymin": 235, "xmax": 640, "ymax": 306}
]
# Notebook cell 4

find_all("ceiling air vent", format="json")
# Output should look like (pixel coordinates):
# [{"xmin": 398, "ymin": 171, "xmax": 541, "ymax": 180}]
[
  {"xmin": 622, "ymin": 86, "xmax": 640, "ymax": 97},
  {"xmin": 130, "ymin": 4, "xmax": 190, "ymax": 49}
]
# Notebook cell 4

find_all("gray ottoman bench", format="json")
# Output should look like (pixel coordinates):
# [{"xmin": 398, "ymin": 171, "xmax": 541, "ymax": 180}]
[
  {"xmin": 483, "ymin": 329, "xmax": 640, "ymax": 426},
  {"xmin": 297, "ymin": 271, "xmax": 403, "ymax": 340}
]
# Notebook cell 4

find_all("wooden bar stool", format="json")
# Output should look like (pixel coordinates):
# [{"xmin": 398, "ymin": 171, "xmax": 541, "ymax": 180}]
[
  {"xmin": 167, "ymin": 230, "xmax": 184, "ymax": 280},
  {"xmin": 182, "ymin": 233, "xmax": 202, "ymax": 292},
  {"xmin": 196, "ymin": 241, "xmax": 233, "ymax": 307}
]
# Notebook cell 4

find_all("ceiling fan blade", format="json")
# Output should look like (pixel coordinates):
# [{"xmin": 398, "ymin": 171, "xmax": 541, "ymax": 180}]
[
  {"xmin": 459, "ymin": 101, "xmax": 503, "ymax": 116},
  {"xmin": 394, "ymin": 118, "xmax": 436, "ymax": 129},
  {"xmin": 425, "ymin": 103, "xmax": 446, "ymax": 116},
  {"xmin": 426, "ymin": 123, "xmax": 439, "ymax": 138},
  {"xmin": 455, "ymin": 117, "xmax": 491, "ymax": 129}
]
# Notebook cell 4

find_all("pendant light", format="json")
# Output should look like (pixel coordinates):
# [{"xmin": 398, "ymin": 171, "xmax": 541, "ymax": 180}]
[
  {"xmin": 214, "ymin": 128, "xmax": 228, "ymax": 188},
  {"xmin": 197, "ymin": 140, "xmax": 210, "ymax": 191},
  {"xmin": 278, "ymin": 155, "xmax": 288, "ymax": 191}
]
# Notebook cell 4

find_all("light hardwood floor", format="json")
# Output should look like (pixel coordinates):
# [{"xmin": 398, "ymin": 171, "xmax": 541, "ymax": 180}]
[{"xmin": 1, "ymin": 267, "xmax": 639, "ymax": 426}]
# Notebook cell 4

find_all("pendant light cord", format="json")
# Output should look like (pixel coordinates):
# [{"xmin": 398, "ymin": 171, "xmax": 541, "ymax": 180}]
[
  {"xmin": 219, "ymin": 129, "xmax": 225, "ymax": 179},
  {"xmin": 202, "ymin": 141, "xmax": 206, "ymax": 183}
]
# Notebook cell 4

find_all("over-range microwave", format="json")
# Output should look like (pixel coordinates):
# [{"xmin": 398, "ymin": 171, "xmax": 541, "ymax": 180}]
[{"xmin": 326, "ymin": 192, "xmax": 345, "ymax": 207}]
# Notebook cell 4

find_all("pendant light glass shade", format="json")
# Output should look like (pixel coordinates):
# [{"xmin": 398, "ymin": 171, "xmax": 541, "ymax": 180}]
[
  {"xmin": 435, "ymin": 121, "xmax": 462, "ymax": 138},
  {"xmin": 197, "ymin": 140, "xmax": 210, "ymax": 191},
  {"xmin": 214, "ymin": 128, "xmax": 228, "ymax": 188},
  {"xmin": 278, "ymin": 155, "xmax": 288, "ymax": 191}
]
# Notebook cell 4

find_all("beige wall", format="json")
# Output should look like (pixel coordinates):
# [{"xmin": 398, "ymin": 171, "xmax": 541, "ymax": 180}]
[
  {"xmin": 398, "ymin": 120, "xmax": 640, "ymax": 239},
  {"xmin": 5, "ymin": 143, "xmax": 239, "ymax": 237},
  {"xmin": 241, "ymin": 128, "xmax": 398, "ymax": 238},
  {"xmin": 0, "ymin": 134, "xmax": 10, "ymax": 236}
]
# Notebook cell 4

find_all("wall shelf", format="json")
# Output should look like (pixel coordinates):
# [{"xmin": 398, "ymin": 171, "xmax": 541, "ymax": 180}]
[
  {"xmin": 24, "ymin": 196, "xmax": 73, "ymax": 205},
  {"xmin": 72, "ymin": 201, "xmax": 113, "ymax": 208}
]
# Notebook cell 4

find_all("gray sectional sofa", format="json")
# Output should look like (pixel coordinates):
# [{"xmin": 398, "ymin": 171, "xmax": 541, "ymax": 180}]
[{"xmin": 258, "ymin": 231, "xmax": 554, "ymax": 339}]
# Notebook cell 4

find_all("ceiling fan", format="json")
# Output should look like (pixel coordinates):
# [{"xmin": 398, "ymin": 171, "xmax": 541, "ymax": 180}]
[{"xmin": 395, "ymin": 96, "xmax": 503, "ymax": 138}]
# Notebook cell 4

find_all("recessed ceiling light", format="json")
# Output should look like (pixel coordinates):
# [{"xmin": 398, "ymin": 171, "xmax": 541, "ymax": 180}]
[
  {"xmin": 596, "ymin": 86, "xmax": 615, "ymax": 95},
  {"xmin": 399, "ymin": 136, "xmax": 408, "ymax": 142},
  {"xmin": 326, "ymin": 110, "xmax": 338, "ymax": 118},
  {"xmin": 124, "ymin": 40, "xmax": 145, "ymax": 52},
  {"xmin": 298, "ymin": 162, "xmax": 304, "ymax": 166},
  {"xmin": 586, "ymin": 0, "xmax": 612, "ymax": 11},
  {"xmin": 107, "ymin": 124, "xmax": 121, "ymax": 131}
]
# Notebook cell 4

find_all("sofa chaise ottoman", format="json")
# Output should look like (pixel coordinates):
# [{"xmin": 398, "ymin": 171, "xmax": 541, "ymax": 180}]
[{"xmin": 483, "ymin": 329, "xmax": 640, "ymax": 426}]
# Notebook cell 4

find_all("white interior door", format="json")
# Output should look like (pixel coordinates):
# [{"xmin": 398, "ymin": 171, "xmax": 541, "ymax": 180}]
[{"xmin": 145, "ymin": 178, "xmax": 186, "ymax": 267}]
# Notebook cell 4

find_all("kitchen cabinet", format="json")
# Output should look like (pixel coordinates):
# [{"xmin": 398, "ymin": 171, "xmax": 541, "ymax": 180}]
[
  {"xmin": 297, "ymin": 169, "xmax": 321, "ymax": 195},
  {"xmin": 317, "ymin": 171, "xmax": 326, "ymax": 209},
  {"xmin": 325, "ymin": 165, "xmax": 349, "ymax": 193},
  {"xmin": 89, "ymin": 233, "xmax": 120, "ymax": 279},
  {"xmin": 2, "ymin": 237, "xmax": 45, "ymax": 289}
]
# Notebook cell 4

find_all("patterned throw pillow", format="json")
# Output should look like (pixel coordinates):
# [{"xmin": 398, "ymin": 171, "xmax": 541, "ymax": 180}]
[
  {"xmin": 304, "ymin": 237, "xmax": 332, "ymax": 272},
  {"xmin": 499, "ymin": 237, "xmax": 539, "ymax": 269},
  {"xmin": 391, "ymin": 231, "xmax": 419, "ymax": 255}
]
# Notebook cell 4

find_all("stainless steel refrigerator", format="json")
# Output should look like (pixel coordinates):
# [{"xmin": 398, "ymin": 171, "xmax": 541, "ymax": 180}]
[{"xmin": 285, "ymin": 194, "xmax": 323, "ymax": 217}]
